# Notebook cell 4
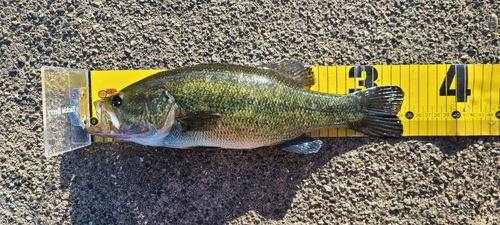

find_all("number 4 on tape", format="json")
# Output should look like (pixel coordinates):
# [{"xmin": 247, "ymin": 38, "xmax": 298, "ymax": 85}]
[{"xmin": 439, "ymin": 65, "xmax": 471, "ymax": 102}]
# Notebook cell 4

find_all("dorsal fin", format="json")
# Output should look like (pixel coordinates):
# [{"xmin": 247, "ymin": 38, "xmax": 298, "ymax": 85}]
[{"xmin": 255, "ymin": 60, "xmax": 315, "ymax": 87}]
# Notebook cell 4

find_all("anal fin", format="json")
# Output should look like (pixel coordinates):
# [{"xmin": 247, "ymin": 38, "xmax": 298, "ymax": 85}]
[{"xmin": 275, "ymin": 135, "xmax": 323, "ymax": 154}]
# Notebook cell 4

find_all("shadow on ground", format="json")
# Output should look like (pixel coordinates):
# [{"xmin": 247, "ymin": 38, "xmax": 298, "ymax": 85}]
[
  {"xmin": 58, "ymin": 137, "xmax": 364, "ymax": 224},
  {"xmin": 58, "ymin": 136, "xmax": 486, "ymax": 224}
]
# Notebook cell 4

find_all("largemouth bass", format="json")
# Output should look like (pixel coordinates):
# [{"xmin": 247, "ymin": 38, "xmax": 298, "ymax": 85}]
[{"xmin": 87, "ymin": 61, "xmax": 404, "ymax": 154}]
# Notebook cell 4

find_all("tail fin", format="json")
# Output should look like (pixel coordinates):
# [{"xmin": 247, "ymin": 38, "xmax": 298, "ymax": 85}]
[{"xmin": 349, "ymin": 86, "xmax": 404, "ymax": 137}]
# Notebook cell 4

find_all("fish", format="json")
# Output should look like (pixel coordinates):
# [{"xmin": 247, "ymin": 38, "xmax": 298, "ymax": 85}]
[{"xmin": 86, "ymin": 61, "xmax": 404, "ymax": 154}]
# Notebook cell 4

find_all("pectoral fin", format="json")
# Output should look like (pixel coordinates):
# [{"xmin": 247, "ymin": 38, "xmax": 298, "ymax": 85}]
[
  {"xmin": 177, "ymin": 110, "xmax": 221, "ymax": 131},
  {"xmin": 275, "ymin": 135, "xmax": 323, "ymax": 154}
]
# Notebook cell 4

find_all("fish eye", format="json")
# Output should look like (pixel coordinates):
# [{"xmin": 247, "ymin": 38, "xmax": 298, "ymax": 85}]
[{"xmin": 112, "ymin": 95, "xmax": 123, "ymax": 107}]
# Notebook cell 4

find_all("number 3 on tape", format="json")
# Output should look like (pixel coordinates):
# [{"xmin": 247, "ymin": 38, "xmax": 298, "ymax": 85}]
[{"xmin": 348, "ymin": 65, "xmax": 378, "ymax": 93}]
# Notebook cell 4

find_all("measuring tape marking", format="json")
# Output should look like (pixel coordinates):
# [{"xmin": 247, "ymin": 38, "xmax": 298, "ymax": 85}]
[
  {"xmin": 308, "ymin": 64, "xmax": 499, "ymax": 137},
  {"xmin": 88, "ymin": 64, "xmax": 500, "ymax": 142}
]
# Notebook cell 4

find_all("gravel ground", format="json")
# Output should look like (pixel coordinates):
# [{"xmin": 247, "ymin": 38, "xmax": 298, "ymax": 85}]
[{"xmin": 1, "ymin": 0, "xmax": 500, "ymax": 224}]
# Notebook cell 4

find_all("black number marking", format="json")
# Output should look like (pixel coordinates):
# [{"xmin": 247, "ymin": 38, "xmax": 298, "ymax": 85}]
[
  {"xmin": 452, "ymin": 110, "xmax": 461, "ymax": 119},
  {"xmin": 348, "ymin": 66, "xmax": 378, "ymax": 93},
  {"xmin": 439, "ymin": 65, "xmax": 471, "ymax": 102},
  {"xmin": 405, "ymin": 111, "xmax": 414, "ymax": 119}
]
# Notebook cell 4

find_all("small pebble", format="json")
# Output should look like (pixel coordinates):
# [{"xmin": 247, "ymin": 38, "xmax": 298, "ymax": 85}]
[
  {"xmin": 45, "ymin": 47, "xmax": 53, "ymax": 55},
  {"xmin": 139, "ymin": 157, "xmax": 144, "ymax": 162},
  {"xmin": 432, "ymin": 177, "xmax": 442, "ymax": 184},
  {"xmin": 489, "ymin": 13, "xmax": 498, "ymax": 31},
  {"xmin": 17, "ymin": 58, "xmax": 25, "ymax": 68}
]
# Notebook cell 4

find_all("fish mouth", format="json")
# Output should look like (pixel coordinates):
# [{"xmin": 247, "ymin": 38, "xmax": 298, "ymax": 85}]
[{"xmin": 86, "ymin": 101, "xmax": 124, "ymax": 138}]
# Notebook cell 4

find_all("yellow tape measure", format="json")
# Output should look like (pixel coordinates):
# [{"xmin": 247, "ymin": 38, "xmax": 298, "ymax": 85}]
[
  {"xmin": 309, "ymin": 64, "xmax": 499, "ymax": 137},
  {"xmin": 89, "ymin": 64, "xmax": 500, "ymax": 142}
]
